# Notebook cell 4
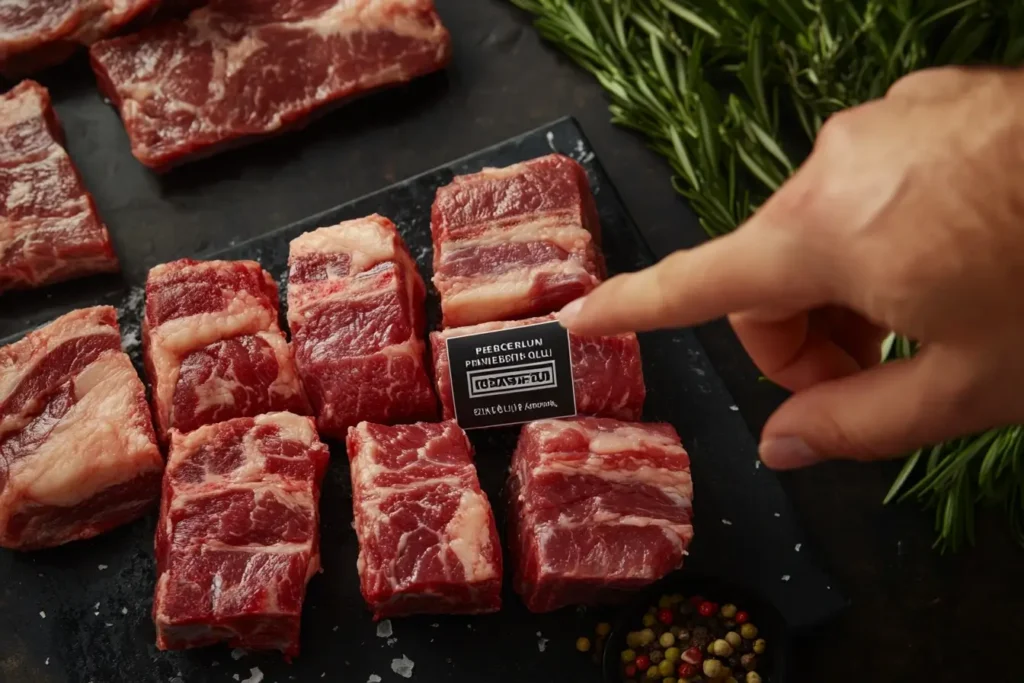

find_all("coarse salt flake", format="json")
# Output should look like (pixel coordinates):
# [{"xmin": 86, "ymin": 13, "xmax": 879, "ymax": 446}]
[
  {"xmin": 241, "ymin": 667, "xmax": 263, "ymax": 683},
  {"xmin": 376, "ymin": 620, "xmax": 393, "ymax": 638},
  {"xmin": 98, "ymin": 565, "xmax": 108, "ymax": 570},
  {"xmin": 39, "ymin": 611, "xmax": 45, "ymax": 619},
  {"xmin": 795, "ymin": 543, "xmax": 802, "ymax": 552},
  {"xmin": 721, "ymin": 518, "xmax": 733, "ymax": 526},
  {"xmin": 781, "ymin": 575, "xmax": 791, "ymax": 582},
  {"xmin": 391, "ymin": 655, "xmax": 414, "ymax": 679}
]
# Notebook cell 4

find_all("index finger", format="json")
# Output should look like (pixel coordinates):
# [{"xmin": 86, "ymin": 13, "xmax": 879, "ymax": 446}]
[{"xmin": 557, "ymin": 217, "xmax": 823, "ymax": 337}]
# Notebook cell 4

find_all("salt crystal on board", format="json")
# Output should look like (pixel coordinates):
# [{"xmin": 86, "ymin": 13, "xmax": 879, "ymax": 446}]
[
  {"xmin": 391, "ymin": 656, "xmax": 415, "ymax": 679},
  {"xmin": 376, "ymin": 620, "xmax": 393, "ymax": 638}
]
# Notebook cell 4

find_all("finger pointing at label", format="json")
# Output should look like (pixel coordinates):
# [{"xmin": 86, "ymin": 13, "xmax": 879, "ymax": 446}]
[{"xmin": 557, "ymin": 213, "xmax": 821, "ymax": 337}]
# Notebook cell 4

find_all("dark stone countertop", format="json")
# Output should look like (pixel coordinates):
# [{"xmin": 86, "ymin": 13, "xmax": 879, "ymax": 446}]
[{"xmin": 4, "ymin": 1, "xmax": 1023, "ymax": 681}]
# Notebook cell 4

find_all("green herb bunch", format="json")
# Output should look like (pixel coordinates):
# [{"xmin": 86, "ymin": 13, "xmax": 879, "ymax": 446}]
[{"xmin": 511, "ymin": 0, "xmax": 1024, "ymax": 550}]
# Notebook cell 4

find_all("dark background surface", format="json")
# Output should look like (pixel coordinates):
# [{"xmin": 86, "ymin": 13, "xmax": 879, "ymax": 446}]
[{"xmin": 1, "ymin": 1, "xmax": 1022, "ymax": 681}]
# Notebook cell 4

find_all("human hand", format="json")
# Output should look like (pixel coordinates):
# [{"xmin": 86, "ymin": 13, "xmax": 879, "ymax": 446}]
[{"xmin": 558, "ymin": 66, "xmax": 1024, "ymax": 469}]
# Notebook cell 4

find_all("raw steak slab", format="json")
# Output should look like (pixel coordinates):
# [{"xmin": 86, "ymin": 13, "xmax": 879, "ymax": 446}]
[
  {"xmin": 288, "ymin": 215, "xmax": 435, "ymax": 439},
  {"xmin": 347, "ymin": 420, "xmax": 502, "ymax": 619},
  {"xmin": 89, "ymin": 0, "xmax": 452, "ymax": 170},
  {"xmin": 0, "ymin": 80, "xmax": 118, "ymax": 294},
  {"xmin": 431, "ymin": 314, "xmax": 645, "ymax": 422},
  {"xmin": 509, "ymin": 417, "xmax": 693, "ymax": 613},
  {"xmin": 154, "ymin": 412, "xmax": 329, "ymax": 655},
  {"xmin": 431, "ymin": 154, "xmax": 603, "ymax": 327},
  {"xmin": 0, "ymin": 0, "xmax": 158, "ymax": 76},
  {"xmin": 0, "ymin": 305, "xmax": 162, "ymax": 550},
  {"xmin": 143, "ymin": 258, "xmax": 310, "ymax": 439}
]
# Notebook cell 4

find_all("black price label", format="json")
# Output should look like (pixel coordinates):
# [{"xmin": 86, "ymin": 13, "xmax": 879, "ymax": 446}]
[{"xmin": 445, "ymin": 320, "xmax": 577, "ymax": 429}]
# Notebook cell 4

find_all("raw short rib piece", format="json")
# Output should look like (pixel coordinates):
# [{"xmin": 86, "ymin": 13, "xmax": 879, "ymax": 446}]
[
  {"xmin": 0, "ymin": 0, "xmax": 157, "ymax": 77},
  {"xmin": 0, "ymin": 80, "xmax": 118, "ymax": 294},
  {"xmin": 89, "ymin": 0, "xmax": 452, "ymax": 170},
  {"xmin": 347, "ymin": 420, "xmax": 502, "ymax": 618},
  {"xmin": 288, "ymin": 215, "xmax": 436, "ymax": 439},
  {"xmin": 0, "ymin": 306, "xmax": 162, "ymax": 550},
  {"xmin": 509, "ymin": 418, "xmax": 693, "ymax": 613},
  {"xmin": 431, "ymin": 154, "xmax": 604, "ymax": 327},
  {"xmin": 431, "ymin": 315, "xmax": 645, "ymax": 422},
  {"xmin": 154, "ymin": 412, "xmax": 329, "ymax": 654},
  {"xmin": 143, "ymin": 258, "xmax": 310, "ymax": 438}
]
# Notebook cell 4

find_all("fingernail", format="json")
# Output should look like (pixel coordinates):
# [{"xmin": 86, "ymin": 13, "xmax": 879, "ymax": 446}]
[
  {"xmin": 759, "ymin": 437, "xmax": 821, "ymax": 470},
  {"xmin": 556, "ymin": 297, "xmax": 587, "ymax": 328}
]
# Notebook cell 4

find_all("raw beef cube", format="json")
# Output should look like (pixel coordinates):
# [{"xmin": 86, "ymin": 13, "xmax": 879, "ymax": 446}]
[
  {"xmin": 143, "ymin": 258, "xmax": 310, "ymax": 438},
  {"xmin": 0, "ymin": 0, "xmax": 158, "ymax": 77},
  {"xmin": 509, "ymin": 418, "xmax": 693, "ymax": 613},
  {"xmin": 0, "ymin": 306, "xmax": 162, "ymax": 550},
  {"xmin": 154, "ymin": 412, "xmax": 329, "ymax": 654},
  {"xmin": 288, "ymin": 216, "xmax": 436, "ymax": 439},
  {"xmin": 431, "ymin": 315, "xmax": 645, "ymax": 422},
  {"xmin": 347, "ymin": 420, "xmax": 502, "ymax": 618},
  {"xmin": 89, "ymin": 0, "xmax": 452, "ymax": 170},
  {"xmin": 431, "ymin": 154, "xmax": 604, "ymax": 327},
  {"xmin": 0, "ymin": 80, "xmax": 118, "ymax": 294}
]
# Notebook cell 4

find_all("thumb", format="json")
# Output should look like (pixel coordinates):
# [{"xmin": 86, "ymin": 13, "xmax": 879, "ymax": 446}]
[{"xmin": 759, "ymin": 347, "xmax": 991, "ymax": 468}]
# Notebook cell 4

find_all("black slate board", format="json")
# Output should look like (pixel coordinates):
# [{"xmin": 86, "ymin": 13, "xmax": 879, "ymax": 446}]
[{"xmin": 0, "ymin": 118, "xmax": 845, "ymax": 683}]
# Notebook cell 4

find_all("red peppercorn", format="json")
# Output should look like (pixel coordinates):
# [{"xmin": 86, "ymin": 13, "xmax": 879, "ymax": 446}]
[
  {"xmin": 735, "ymin": 610, "xmax": 750, "ymax": 624},
  {"xmin": 682, "ymin": 646, "xmax": 703, "ymax": 664},
  {"xmin": 677, "ymin": 663, "xmax": 699, "ymax": 677},
  {"xmin": 698, "ymin": 601, "xmax": 717, "ymax": 617},
  {"xmin": 624, "ymin": 664, "xmax": 637, "ymax": 678},
  {"xmin": 635, "ymin": 655, "xmax": 651, "ymax": 671},
  {"xmin": 657, "ymin": 608, "xmax": 674, "ymax": 625}
]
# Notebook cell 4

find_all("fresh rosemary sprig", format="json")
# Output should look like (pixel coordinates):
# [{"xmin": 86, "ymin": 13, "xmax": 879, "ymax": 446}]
[{"xmin": 512, "ymin": 0, "xmax": 1024, "ymax": 550}]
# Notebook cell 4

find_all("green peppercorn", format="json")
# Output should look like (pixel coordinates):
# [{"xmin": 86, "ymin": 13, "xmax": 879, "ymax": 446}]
[
  {"xmin": 646, "ymin": 665, "xmax": 662, "ymax": 679},
  {"xmin": 753, "ymin": 638, "xmax": 766, "ymax": 655},
  {"xmin": 576, "ymin": 637, "xmax": 591, "ymax": 652},
  {"xmin": 643, "ymin": 613, "xmax": 657, "ymax": 628},
  {"xmin": 664, "ymin": 647, "xmax": 681, "ymax": 663},
  {"xmin": 720, "ymin": 603, "xmax": 738, "ymax": 619},
  {"xmin": 740, "ymin": 623, "xmax": 758, "ymax": 640},
  {"xmin": 711, "ymin": 639, "xmax": 734, "ymax": 657},
  {"xmin": 596, "ymin": 622, "xmax": 611, "ymax": 637},
  {"xmin": 627, "ymin": 632, "xmax": 644, "ymax": 648},
  {"xmin": 649, "ymin": 650, "xmax": 664, "ymax": 665},
  {"xmin": 746, "ymin": 673, "xmax": 762, "ymax": 683},
  {"xmin": 740, "ymin": 654, "xmax": 757, "ymax": 671},
  {"xmin": 621, "ymin": 649, "xmax": 637, "ymax": 663},
  {"xmin": 726, "ymin": 678, "xmax": 739, "ymax": 683},
  {"xmin": 663, "ymin": 678, "xmax": 677, "ymax": 683},
  {"xmin": 658, "ymin": 660, "xmax": 675, "ymax": 677},
  {"xmin": 660, "ymin": 632, "xmax": 676, "ymax": 648},
  {"xmin": 639, "ymin": 628, "xmax": 656, "ymax": 646},
  {"xmin": 659, "ymin": 595, "xmax": 673, "ymax": 609},
  {"xmin": 703, "ymin": 659, "xmax": 724, "ymax": 678}
]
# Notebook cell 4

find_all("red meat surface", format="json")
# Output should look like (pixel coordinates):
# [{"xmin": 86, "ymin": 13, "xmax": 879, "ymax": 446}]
[
  {"xmin": 347, "ymin": 420, "xmax": 502, "ymax": 619},
  {"xmin": 89, "ymin": 0, "xmax": 452, "ymax": 170},
  {"xmin": 0, "ymin": 306, "xmax": 162, "ymax": 550},
  {"xmin": 287, "ymin": 215, "xmax": 435, "ymax": 439},
  {"xmin": 0, "ymin": 0, "xmax": 157, "ymax": 76},
  {"xmin": 0, "ymin": 80, "xmax": 118, "ymax": 294},
  {"xmin": 430, "ymin": 314, "xmax": 645, "ymax": 422},
  {"xmin": 154, "ymin": 412, "xmax": 329, "ymax": 654},
  {"xmin": 143, "ymin": 258, "xmax": 310, "ymax": 438},
  {"xmin": 431, "ymin": 154, "xmax": 604, "ymax": 327},
  {"xmin": 509, "ymin": 418, "xmax": 694, "ymax": 613}
]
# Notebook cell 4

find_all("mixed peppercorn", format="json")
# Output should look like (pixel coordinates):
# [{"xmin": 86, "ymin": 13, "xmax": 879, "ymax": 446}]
[{"xmin": 587, "ymin": 593, "xmax": 768, "ymax": 682}]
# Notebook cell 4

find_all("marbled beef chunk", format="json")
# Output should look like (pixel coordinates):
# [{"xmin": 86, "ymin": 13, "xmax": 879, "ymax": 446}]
[
  {"xmin": 154, "ymin": 412, "xmax": 329, "ymax": 654},
  {"xmin": 430, "ymin": 315, "xmax": 645, "ymax": 422},
  {"xmin": 89, "ymin": 0, "xmax": 452, "ymax": 170},
  {"xmin": 431, "ymin": 154, "xmax": 604, "ymax": 327},
  {"xmin": 0, "ymin": 81, "xmax": 118, "ymax": 293},
  {"xmin": 509, "ymin": 418, "xmax": 694, "ymax": 613},
  {"xmin": 143, "ymin": 258, "xmax": 310, "ymax": 439},
  {"xmin": 347, "ymin": 420, "xmax": 502, "ymax": 619},
  {"xmin": 287, "ymin": 215, "xmax": 436, "ymax": 438},
  {"xmin": 0, "ymin": 306, "xmax": 162, "ymax": 550}
]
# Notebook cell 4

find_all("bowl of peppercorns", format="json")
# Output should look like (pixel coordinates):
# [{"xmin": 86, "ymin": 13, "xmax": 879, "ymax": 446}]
[{"xmin": 601, "ymin": 575, "xmax": 786, "ymax": 683}]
